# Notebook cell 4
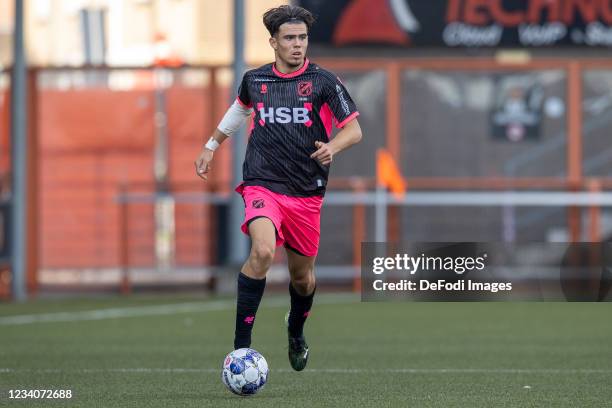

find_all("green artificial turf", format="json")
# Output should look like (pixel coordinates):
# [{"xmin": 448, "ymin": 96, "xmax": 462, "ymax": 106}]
[{"xmin": 0, "ymin": 294, "xmax": 611, "ymax": 407}]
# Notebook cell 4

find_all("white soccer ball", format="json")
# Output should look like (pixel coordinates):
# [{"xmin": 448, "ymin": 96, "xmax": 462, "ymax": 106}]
[{"xmin": 221, "ymin": 348, "xmax": 269, "ymax": 396}]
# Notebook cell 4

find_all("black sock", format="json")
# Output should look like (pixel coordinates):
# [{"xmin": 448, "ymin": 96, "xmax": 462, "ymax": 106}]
[
  {"xmin": 288, "ymin": 282, "xmax": 315, "ymax": 338},
  {"xmin": 234, "ymin": 272, "xmax": 266, "ymax": 349}
]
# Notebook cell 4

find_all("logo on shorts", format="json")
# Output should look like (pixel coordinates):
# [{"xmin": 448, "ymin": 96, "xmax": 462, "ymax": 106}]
[
  {"xmin": 297, "ymin": 81, "xmax": 312, "ymax": 96},
  {"xmin": 252, "ymin": 199, "xmax": 265, "ymax": 209}
]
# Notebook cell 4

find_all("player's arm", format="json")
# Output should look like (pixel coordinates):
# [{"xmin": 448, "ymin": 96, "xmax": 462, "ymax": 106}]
[
  {"xmin": 311, "ymin": 118, "xmax": 362, "ymax": 166},
  {"xmin": 195, "ymin": 100, "xmax": 252, "ymax": 180}
]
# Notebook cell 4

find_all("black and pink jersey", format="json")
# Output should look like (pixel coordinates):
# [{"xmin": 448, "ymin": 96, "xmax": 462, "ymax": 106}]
[{"xmin": 236, "ymin": 59, "xmax": 359, "ymax": 197}]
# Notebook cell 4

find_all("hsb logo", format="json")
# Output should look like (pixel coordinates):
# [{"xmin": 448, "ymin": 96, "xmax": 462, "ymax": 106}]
[{"xmin": 257, "ymin": 106, "xmax": 310, "ymax": 124}]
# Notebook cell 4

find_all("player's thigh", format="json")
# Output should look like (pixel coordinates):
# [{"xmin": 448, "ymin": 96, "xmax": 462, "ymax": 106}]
[
  {"xmin": 248, "ymin": 217, "xmax": 277, "ymax": 257},
  {"xmin": 286, "ymin": 247, "xmax": 316, "ymax": 282}
]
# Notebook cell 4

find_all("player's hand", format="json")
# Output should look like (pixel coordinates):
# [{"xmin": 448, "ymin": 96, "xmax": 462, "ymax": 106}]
[
  {"xmin": 310, "ymin": 141, "xmax": 334, "ymax": 166},
  {"xmin": 194, "ymin": 148, "xmax": 214, "ymax": 181}
]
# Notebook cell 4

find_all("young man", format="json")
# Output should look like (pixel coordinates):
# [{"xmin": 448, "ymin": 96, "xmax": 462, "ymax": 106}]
[{"xmin": 195, "ymin": 5, "xmax": 362, "ymax": 371}]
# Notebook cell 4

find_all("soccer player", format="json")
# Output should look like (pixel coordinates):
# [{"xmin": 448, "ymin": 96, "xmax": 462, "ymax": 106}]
[{"xmin": 195, "ymin": 5, "xmax": 362, "ymax": 371}]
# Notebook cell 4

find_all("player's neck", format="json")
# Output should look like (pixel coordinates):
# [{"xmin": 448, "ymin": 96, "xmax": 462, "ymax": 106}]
[{"xmin": 274, "ymin": 58, "xmax": 306, "ymax": 75}]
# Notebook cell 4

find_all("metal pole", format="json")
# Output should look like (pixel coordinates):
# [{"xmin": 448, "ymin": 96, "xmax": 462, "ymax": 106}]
[
  {"xmin": 374, "ymin": 185, "xmax": 387, "ymax": 242},
  {"xmin": 10, "ymin": 0, "xmax": 27, "ymax": 301},
  {"xmin": 228, "ymin": 0, "xmax": 248, "ymax": 265},
  {"xmin": 153, "ymin": 68, "xmax": 175, "ymax": 273}
]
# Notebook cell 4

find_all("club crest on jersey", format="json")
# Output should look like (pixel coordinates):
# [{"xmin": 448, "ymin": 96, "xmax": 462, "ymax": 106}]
[
  {"xmin": 297, "ymin": 81, "xmax": 312, "ymax": 96},
  {"xmin": 260, "ymin": 84, "xmax": 267, "ymax": 94}
]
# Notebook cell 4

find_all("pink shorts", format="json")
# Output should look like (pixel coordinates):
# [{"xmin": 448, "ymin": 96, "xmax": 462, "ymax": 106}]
[{"xmin": 236, "ymin": 185, "xmax": 323, "ymax": 257}]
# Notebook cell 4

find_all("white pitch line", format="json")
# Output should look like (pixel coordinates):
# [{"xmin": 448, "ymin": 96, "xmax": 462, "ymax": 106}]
[
  {"xmin": 0, "ymin": 293, "xmax": 358, "ymax": 326},
  {"xmin": 1, "ymin": 368, "xmax": 611, "ymax": 375},
  {"xmin": 0, "ymin": 301, "xmax": 232, "ymax": 326}
]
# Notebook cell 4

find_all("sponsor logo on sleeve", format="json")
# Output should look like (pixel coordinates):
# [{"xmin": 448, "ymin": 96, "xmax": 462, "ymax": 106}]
[{"xmin": 336, "ymin": 84, "xmax": 351, "ymax": 115}]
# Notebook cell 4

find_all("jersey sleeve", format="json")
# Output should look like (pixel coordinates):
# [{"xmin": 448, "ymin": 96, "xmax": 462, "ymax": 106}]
[
  {"xmin": 324, "ymin": 76, "xmax": 359, "ymax": 128},
  {"xmin": 236, "ymin": 73, "xmax": 252, "ymax": 108}
]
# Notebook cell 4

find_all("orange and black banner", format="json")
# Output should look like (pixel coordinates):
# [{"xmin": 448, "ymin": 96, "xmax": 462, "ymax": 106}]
[{"xmin": 299, "ymin": 0, "xmax": 612, "ymax": 47}]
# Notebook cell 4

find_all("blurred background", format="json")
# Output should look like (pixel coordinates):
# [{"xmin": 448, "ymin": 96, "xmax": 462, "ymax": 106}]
[{"xmin": 2, "ymin": 0, "xmax": 612, "ymax": 301}]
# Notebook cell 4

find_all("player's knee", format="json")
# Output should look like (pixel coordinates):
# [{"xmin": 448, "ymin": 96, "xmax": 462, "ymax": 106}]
[
  {"xmin": 291, "ymin": 271, "xmax": 315, "ymax": 295},
  {"xmin": 250, "ymin": 242, "xmax": 275, "ymax": 271}
]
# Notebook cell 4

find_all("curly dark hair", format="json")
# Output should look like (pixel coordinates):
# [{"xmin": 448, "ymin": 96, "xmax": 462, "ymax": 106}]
[{"xmin": 263, "ymin": 5, "xmax": 316, "ymax": 37}]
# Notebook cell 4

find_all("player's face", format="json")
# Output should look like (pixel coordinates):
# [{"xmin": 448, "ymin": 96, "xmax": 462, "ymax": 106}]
[{"xmin": 271, "ymin": 22, "xmax": 308, "ymax": 68}]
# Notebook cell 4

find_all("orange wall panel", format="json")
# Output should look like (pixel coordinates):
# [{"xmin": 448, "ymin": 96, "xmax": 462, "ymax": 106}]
[{"xmin": 38, "ymin": 86, "xmax": 225, "ymax": 270}]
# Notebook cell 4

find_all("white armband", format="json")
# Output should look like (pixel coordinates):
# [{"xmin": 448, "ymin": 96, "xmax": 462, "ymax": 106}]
[{"xmin": 217, "ymin": 99, "xmax": 252, "ymax": 137}]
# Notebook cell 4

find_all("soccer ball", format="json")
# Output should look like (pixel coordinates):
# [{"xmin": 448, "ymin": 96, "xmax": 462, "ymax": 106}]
[{"xmin": 221, "ymin": 348, "xmax": 269, "ymax": 396}]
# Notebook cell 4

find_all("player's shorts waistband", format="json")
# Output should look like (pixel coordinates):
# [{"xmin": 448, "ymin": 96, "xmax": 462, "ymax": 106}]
[{"xmin": 237, "ymin": 180, "xmax": 325, "ymax": 198}]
